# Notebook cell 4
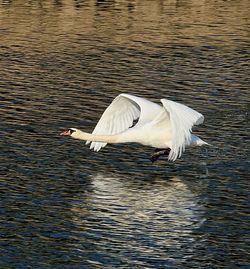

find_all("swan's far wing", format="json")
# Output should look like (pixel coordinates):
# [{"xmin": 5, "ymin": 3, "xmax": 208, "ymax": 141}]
[
  {"xmin": 161, "ymin": 99, "xmax": 204, "ymax": 161},
  {"xmin": 87, "ymin": 94, "xmax": 140, "ymax": 151},
  {"xmin": 120, "ymin": 94, "xmax": 162, "ymax": 125}
]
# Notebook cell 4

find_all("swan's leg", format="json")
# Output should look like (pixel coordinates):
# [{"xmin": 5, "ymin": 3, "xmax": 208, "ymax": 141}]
[{"xmin": 151, "ymin": 148, "xmax": 170, "ymax": 163}]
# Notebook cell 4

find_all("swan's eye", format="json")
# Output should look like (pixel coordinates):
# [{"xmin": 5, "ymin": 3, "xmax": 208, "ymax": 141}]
[{"xmin": 69, "ymin": 129, "xmax": 76, "ymax": 134}]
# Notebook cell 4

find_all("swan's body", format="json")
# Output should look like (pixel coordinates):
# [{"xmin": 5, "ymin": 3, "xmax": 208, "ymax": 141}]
[{"xmin": 61, "ymin": 94, "xmax": 208, "ymax": 161}]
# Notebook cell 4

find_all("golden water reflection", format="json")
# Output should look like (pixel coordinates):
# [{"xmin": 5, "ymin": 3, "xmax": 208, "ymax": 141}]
[{"xmin": 1, "ymin": 0, "xmax": 249, "ymax": 49}]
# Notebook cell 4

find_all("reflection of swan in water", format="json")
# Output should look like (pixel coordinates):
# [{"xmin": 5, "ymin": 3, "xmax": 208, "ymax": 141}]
[
  {"xmin": 89, "ymin": 174, "xmax": 204, "ymax": 229},
  {"xmin": 70, "ymin": 174, "xmax": 205, "ymax": 266}
]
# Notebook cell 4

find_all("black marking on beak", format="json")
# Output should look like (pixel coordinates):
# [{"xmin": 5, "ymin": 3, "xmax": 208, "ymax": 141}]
[{"xmin": 69, "ymin": 129, "xmax": 76, "ymax": 135}]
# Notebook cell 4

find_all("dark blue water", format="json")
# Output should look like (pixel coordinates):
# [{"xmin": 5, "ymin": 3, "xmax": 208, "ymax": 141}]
[{"xmin": 0, "ymin": 1, "xmax": 249, "ymax": 268}]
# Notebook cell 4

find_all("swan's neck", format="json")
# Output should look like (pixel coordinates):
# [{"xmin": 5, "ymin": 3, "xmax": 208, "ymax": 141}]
[{"xmin": 72, "ymin": 130, "xmax": 120, "ymax": 144}]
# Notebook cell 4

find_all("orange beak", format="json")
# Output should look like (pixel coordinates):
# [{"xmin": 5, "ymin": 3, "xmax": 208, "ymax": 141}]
[{"xmin": 60, "ymin": 130, "xmax": 71, "ymax": 136}]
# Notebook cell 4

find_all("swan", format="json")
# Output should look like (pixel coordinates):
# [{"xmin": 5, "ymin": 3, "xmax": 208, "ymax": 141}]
[{"xmin": 61, "ymin": 93, "xmax": 209, "ymax": 162}]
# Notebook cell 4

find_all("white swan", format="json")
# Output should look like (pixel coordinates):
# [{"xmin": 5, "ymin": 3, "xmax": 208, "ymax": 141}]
[{"xmin": 61, "ymin": 93, "xmax": 209, "ymax": 162}]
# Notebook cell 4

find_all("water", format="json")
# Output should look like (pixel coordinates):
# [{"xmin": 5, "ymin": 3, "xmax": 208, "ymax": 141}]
[{"xmin": 0, "ymin": 0, "xmax": 249, "ymax": 268}]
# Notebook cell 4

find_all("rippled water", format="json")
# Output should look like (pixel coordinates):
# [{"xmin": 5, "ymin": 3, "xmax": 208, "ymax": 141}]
[{"xmin": 0, "ymin": 0, "xmax": 249, "ymax": 268}]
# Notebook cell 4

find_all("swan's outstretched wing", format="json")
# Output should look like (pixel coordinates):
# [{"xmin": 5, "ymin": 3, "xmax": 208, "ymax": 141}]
[
  {"xmin": 161, "ymin": 99, "xmax": 204, "ymax": 161},
  {"xmin": 88, "ymin": 93, "xmax": 161, "ymax": 151}
]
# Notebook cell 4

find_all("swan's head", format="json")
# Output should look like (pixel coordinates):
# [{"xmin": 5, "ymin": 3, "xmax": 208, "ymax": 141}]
[{"xmin": 60, "ymin": 128, "xmax": 78, "ymax": 137}]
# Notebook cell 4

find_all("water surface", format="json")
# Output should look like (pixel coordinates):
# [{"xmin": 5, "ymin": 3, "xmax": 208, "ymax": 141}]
[{"xmin": 0, "ymin": 0, "xmax": 249, "ymax": 268}]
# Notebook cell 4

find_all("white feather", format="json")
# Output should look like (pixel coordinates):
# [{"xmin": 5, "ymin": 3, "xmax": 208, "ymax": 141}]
[
  {"xmin": 87, "ymin": 94, "xmax": 161, "ymax": 151},
  {"xmin": 161, "ymin": 99, "xmax": 204, "ymax": 161}
]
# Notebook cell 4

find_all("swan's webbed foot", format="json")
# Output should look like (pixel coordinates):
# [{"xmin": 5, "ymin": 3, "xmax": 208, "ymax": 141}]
[{"xmin": 151, "ymin": 148, "xmax": 170, "ymax": 163}]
